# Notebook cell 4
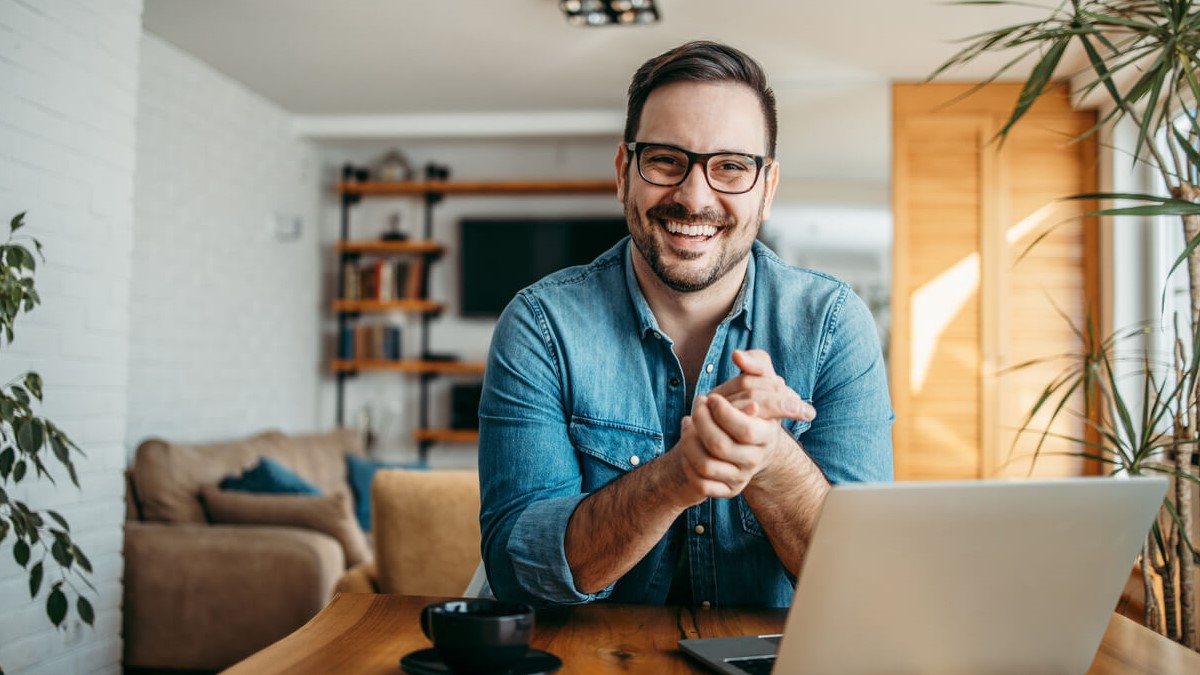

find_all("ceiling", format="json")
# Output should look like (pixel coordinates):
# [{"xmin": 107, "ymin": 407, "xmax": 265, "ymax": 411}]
[
  {"xmin": 141, "ymin": 0, "xmax": 1055, "ymax": 202},
  {"xmin": 142, "ymin": 0, "xmax": 1047, "ymax": 117}
]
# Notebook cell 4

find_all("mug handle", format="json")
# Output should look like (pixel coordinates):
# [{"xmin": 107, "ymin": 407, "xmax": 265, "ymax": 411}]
[{"xmin": 419, "ymin": 606, "xmax": 434, "ymax": 640}]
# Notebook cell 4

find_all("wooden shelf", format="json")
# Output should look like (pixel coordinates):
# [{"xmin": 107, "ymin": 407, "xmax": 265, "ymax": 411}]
[
  {"xmin": 333, "ymin": 299, "xmax": 444, "ymax": 314},
  {"xmin": 335, "ymin": 240, "xmax": 445, "ymax": 256},
  {"xmin": 336, "ymin": 178, "xmax": 617, "ymax": 197},
  {"xmin": 413, "ymin": 428, "xmax": 479, "ymax": 444},
  {"xmin": 331, "ymin": 359, "xmax": 486, "ymax": 375}
]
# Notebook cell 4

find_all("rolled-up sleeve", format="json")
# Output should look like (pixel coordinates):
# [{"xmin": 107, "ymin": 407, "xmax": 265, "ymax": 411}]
[{"xmin": 478, "ymin": 293, "xmax": 612, "ymax": 605}]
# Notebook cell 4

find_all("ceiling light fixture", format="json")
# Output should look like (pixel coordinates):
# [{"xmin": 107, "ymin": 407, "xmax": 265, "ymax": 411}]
[{"xmin": 560, "ymin": 0, "xmax": 660, "ymax": 27}]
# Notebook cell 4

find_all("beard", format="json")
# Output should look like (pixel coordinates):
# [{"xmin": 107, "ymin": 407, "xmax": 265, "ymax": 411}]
[{"xmin": 625, "ymin": 198, "xmax": 764, "ymax": 293}]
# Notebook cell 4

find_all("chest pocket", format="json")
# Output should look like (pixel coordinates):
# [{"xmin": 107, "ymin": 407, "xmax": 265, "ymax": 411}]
[{"xmin": 569, "ymin": 417, "xmax": 663, "ymax": 493}]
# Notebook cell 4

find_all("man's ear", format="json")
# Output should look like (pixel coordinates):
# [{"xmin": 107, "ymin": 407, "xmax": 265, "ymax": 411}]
[
  {"xmin": 760, "ymin": 160, "xmax": 780, "ymax": 221},
  {"xmin": 615, "ymin": 143, "xmax": 629, "ymax": 203}
]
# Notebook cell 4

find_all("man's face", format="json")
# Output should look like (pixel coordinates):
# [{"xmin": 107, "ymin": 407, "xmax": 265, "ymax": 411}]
[{"xmin": 616, "ymin": 81, "xmax": 778, "ymax": 294}]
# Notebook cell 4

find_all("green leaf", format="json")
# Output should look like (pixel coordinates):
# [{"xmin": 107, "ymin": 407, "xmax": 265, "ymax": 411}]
[
  {"xmin": 0, "ymin": 519, "xmax": 8, "ymax": 543},
  {"xmin": 29, "ymin": 560, "xmax": 43, "ymax": 598},
  {"xmin": 47, "ymin": 510, "xmax": 68, "ymax": 531},
  {"xmin": 12, "ymin": 459, "xmax": 25, "ymax": 483},
  {"xmin": 13, "ymin": 538, "xmax": 29, "ymax": 567},
  {"xmin": 16, "ymin": 418, "xmax": 41, "ymax": 453},
  {"xmin": 22, "ymin": 373, "xmax": 41, "ymax": 401},
  {"xmin": 77, "ymin": 596, "xmax": 94, "ymax": 625},
  {"xmin": 51, "ymin": 539, "xmax": 71, "ymax": 568},
  {"xmin": 72, "ymin": 544, "xmax": 92, "ymax": 573},
  {"xmin": 11, "ymin": 212, "xmax": 25, "ymax": 232},
  {"xmin": 0, "ymin": 446, "xmax": 13, "ymax": 478},
  {"xmin": 49, "ymin": 434, "xmax": 69, "ymax": 465},
  {"xmin": 46, "ymin": 586, "xmax": 67, "ymax": 627}
]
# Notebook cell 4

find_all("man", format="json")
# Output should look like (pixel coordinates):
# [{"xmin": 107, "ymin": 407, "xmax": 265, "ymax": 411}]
[{"xmin": 478, "ymin": 41, "xmax": 893, "ymax": 608}]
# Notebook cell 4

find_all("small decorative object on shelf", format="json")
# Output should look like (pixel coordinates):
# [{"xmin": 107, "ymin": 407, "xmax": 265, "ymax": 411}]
[
  {"xmin": 372, "ymin": 149, "xmax": 414, "ymax": 182},
  {"xmin": 381, "ymin": 212, "xmax": 407, "ymax": 241},
  {"xmin": 342, "ymin": 163, "xmax": 370, "ymax": 183},
  {"xmin": 424, "ymin": 162, "xmax": 451, "ymax": 181}
]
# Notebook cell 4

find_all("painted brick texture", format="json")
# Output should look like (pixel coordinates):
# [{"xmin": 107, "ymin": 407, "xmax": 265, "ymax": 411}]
[
  {"xmin": 126, "ymin": 33, "xmax": 322, "ymax": 448},
  {"xmin": 0, "ymin": 0, "xmax": 144, "ymax": 673}
]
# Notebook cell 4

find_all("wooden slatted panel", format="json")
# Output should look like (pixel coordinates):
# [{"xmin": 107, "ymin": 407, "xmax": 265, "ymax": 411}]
[
  {"xmin": 892, "ymin": 83, "xmax": 1098, "ymax": 481},
  {"xmin": 893, "ymin": 115, "xmax": 986, "ymax": 479},
  {"xmin": 994, "ymin": 113, "xmax": 1098, "ymax": 478}
]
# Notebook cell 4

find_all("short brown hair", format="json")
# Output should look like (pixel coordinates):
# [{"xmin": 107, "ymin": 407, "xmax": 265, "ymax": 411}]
[{"xmin": 624, "ymin": 41, "xmax": 778, "ymax": 157}]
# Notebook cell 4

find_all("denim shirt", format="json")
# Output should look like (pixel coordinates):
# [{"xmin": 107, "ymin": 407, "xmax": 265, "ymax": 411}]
[{"xmin": 478, "ymin": 238, "xmax": 893, "ymax": 608}]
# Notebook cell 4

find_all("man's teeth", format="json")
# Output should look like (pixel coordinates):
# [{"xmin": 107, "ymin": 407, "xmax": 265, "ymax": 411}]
[{"xmin": 664, "ymin": 221, "xmax": 717, "ymax": 237}]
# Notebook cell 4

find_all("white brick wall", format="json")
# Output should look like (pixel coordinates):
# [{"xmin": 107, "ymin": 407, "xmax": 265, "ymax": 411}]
[
  {"xmin": 126, "ymin": 33, "xmax": 322, "ymax": 448},
  {"xmin": 0, "ymin": 0, "xmax": 143, "ymax": 673}
]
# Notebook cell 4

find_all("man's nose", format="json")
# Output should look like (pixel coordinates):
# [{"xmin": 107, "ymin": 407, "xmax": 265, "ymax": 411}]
[{"xmin": 670, "ymin": 161, "xmax": 719, "ymax": 213}]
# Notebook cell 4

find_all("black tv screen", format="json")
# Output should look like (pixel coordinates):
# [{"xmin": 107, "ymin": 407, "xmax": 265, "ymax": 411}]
[{"xmin": 459, "ymin": 216, "xmax": 628, "ymax": 317}]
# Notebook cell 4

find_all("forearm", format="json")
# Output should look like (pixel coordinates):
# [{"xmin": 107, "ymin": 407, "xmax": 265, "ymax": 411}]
[
  {"xmin": 564, "ymin": 455, "xmax": 690, "ymax": 594},
  {"xmin": 742, "ymin": 435, "xmax": 830, "ymax": 577}
]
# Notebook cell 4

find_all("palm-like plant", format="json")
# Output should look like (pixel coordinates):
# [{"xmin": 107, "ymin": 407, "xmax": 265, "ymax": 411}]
[{"xmin": 933, "ymin": 0, "xmax": 1199, "ymax": 649}]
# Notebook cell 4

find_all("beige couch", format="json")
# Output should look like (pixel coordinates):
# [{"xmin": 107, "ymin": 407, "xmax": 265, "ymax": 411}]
[
  {"xmin": 123, "ymin": 428, "xmax": 369, "ymax": 672},
  {"xmin": 335, "ymin": 468, "xmax": 482, "ymax": 597}
]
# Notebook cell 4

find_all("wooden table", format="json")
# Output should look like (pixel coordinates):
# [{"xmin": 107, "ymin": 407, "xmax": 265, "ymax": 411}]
[{"xmin": 224, "ymin": 593, "xmax": 1200, "ymax": 674}]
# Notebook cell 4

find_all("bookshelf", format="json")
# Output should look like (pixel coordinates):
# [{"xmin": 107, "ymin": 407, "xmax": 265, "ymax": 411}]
[{"xmin": 333, "ymin": 170, "xmax": 616, "ymax": 461}]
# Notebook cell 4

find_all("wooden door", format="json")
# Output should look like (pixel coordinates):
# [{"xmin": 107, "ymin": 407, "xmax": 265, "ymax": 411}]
[{"xmin": 891, "ymin": 83, "xmax": 1099, "ymax": 480}]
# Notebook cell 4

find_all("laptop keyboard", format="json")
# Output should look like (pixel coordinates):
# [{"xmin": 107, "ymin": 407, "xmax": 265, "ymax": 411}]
[{"xmin": 726, "ymin": 655, "xmax": 776, "ymax": 674}]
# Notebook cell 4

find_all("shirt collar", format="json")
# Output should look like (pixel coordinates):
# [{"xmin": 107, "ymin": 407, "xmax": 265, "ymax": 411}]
[{"xmin": 622, "ymin": 239, "xmax": 758, "ymax": 341}]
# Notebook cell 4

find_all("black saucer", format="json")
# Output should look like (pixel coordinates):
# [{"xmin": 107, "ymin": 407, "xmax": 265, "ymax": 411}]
[{"xmin": 399, "ymin": 648, "xmax": 562, "ymax": 675}]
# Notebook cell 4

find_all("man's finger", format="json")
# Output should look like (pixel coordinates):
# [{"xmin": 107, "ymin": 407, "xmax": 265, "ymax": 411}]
[{"xmin": 732, "ymin": 349, "xmax": 774, "ymax": 376}]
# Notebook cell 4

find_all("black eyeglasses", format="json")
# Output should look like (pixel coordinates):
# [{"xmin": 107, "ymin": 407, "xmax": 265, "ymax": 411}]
[{"xmin": 625, "ymin": 141, "xmax": 771, "ymax": 195}]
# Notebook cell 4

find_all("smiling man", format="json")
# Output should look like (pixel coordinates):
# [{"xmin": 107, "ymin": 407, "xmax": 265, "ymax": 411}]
[{"xmin": 478, "ymin": 41, "xmax": 893, "ymax": 608}]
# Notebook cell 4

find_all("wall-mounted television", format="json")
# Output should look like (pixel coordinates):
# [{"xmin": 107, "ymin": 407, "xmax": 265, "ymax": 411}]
[{"xmin": 459, "ymin": 216, "xmax": 629, "ymax": 317}]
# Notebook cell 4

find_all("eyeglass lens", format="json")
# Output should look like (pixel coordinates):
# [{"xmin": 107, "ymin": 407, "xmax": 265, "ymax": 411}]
[{"xmin": 637, "ymin": 145, "xmax": 760, "ymax": 193}]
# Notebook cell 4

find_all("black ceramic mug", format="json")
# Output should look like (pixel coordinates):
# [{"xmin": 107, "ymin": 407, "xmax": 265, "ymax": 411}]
[{"xmin": 419, "ymin": 599, "xmax": 535, "ymax": 673}]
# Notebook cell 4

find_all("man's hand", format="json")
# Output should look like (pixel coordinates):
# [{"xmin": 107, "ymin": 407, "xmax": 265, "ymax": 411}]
[
  {"xmin": 709, "ymin": 349, "xmax": 816, "ymax": 422},
  {"xmin": 672, "ymin": 394, "xmax": 797, "ymax": 501}
]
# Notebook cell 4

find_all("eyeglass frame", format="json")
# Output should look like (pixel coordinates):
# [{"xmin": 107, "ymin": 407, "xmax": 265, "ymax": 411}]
[{"xmin": 624, "ymin": 141, "xmax": 773, "ymax": 195}]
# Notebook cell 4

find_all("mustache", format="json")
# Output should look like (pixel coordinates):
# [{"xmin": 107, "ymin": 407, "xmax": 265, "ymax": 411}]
[{"xmin": 645, "ymin": 203, "xmax": 734, "ymax": 228}]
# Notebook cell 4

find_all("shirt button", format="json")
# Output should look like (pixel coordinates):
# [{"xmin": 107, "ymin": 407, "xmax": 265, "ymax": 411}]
[
  {"xmin": 694, "ymin": 524, "xmax": 705, "ymax": 535},
  {"xmin": 701, "ymin": 600, "xmax": 712, "ymax": 609},
  {"xmin": 670, "ymin": 377, "xmax": 680, "ymax": 387},
  {"xmin": 629, "ymin": 455, "xmax": 640, "ymax": 466},
  {"xmin": 705, "ymin": 363, "xmax": 714, "ymax": 373}
]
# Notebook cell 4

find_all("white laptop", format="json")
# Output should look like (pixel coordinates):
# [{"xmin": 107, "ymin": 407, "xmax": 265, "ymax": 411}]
[{"xmin": 679, "ymin": 477, "xmax": 1167, "ymax": 675}]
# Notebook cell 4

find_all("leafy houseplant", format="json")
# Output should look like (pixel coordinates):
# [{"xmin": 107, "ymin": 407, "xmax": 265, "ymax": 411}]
[
  {"xmin": 0, "ymin": 212, "xmax": 94, "ymax": 635},
  {"xmin": 933, "ymin": 0, "xmax": 1200, "ymax": 649}
]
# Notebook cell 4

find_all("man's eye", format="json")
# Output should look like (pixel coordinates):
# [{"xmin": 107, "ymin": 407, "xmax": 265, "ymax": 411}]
[
  {"xmin": 646, "ymin": 154, "xmax": 682, "ymax": 166},
  {"xmin": 713, "ymin": 158, "xmax": 753, "ymax": 173}
]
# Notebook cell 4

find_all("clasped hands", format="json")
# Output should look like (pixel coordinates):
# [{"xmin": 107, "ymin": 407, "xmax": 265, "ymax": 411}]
[{"xmin": 669, "ymin": 349, "xmax": 814, "ymax": 506}]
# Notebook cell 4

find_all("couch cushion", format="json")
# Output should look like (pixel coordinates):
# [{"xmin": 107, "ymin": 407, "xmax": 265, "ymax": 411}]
[
  {"xmin": 200, "ymin": 486, "xmax": 370, "ymax": 568},
  {"xmin": 133, "ymin": 428, "xmax": 364, "ymax": 524},
  {"xmin": 220, "ymin": 457, "xmax": 321, "ymax": 495},
  {"xmin": 346, "ymin": 454, "xmax": 426, "ymax": 531}
]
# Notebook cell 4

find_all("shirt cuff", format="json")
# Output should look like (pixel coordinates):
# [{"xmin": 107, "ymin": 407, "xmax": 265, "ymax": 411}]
[{"xmin": 506, "ymin": 493, "xmax": 615, "ymax": 604}]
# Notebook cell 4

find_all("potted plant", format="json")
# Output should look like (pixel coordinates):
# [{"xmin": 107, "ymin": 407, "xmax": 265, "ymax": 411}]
[
  {"xmin": 0, "ymin": 212, "xmax": 94, "ymax": 642},
  {"xmin": 932, "ymin": 0, "xmax": 1199, "ymax": 649}
]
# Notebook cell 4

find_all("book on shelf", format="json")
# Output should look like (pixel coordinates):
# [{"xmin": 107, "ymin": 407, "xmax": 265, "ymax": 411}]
[
  {"xmin": 339, "ymin": 323, "xmax": 402, "ymax": 361},
  {"xmin": 340, "ymin": 257, "xmax": 414, "ymax": 302}
]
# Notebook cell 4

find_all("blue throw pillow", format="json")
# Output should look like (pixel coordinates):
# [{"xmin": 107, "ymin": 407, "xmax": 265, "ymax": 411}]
[
  {"xmin": 219, "ymin": 457, "xmax": 321, "ymax": 495},
  {"xmin": 346, "ymin": 453, "xmax": 426, "ymax": 531}
]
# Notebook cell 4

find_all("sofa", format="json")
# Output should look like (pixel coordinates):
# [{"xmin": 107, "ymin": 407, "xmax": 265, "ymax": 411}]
[
  {"xmin": 123, "ymin": 428, "xmax": 373, "ymax": 672},
  {"xmin": 335, "ymin": 468, "xmax": 482, "ymax": 597}
]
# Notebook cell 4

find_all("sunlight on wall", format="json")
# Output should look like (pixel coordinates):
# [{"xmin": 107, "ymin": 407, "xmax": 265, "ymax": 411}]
[
  {"xmin": 1006, "ymin": 203, "xmax": 1058, "ymax": 246},
  {"xmin": 911, "ymin": 253, "xmax": 979, "ymax": 391}
]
